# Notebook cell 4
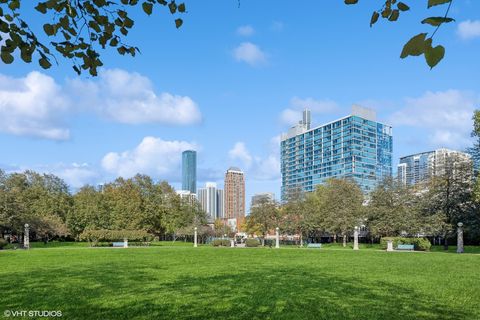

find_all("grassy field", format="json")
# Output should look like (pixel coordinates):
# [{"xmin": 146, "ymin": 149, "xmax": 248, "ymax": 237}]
[{"xmin": 1, "ymin": 246, "xmax": 479, "ymax": 320}]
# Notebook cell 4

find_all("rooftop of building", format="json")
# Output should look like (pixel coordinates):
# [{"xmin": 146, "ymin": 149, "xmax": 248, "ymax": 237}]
[
  {"xmin": 280, "ymin": 105, "xmax": 391, "ymax": 141},
  {"xmin": 399, "ymin": 148, "xmax": 472, "ymax": 161}
]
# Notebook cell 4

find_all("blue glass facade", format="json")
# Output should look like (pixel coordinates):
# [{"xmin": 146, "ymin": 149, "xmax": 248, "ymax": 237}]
[
  {"xmin": 397, "ymin": 151, "xmax": 433, "ymax": 186},
  {"xmin": 182, "ymin": 150, "xmax": 197, "ymax": 194},
  {"xmin": 281, "ymin": 115, "xmax": 392, "ymax": 199}
]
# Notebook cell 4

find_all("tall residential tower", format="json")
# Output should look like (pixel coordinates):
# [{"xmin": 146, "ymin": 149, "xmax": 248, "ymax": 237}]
[
  {"xmin": 182, "ymin": 150, "xmax": 197, "ymax": 194},
  {"xmin": 280, "ymin": 106, "xmax": 392, "ymax": 199},
  {"xmin": 224, "ymin": 167, "xmax": 245, "ymax": 219}
]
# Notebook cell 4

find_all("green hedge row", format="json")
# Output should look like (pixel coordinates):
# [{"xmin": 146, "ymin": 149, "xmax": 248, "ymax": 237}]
[
  {"xmin": 380, "ymin": 237, "xmax": 431, "ymax": 251},
  {"xmin": 212, "ymin": 239, "xmax": 230, "ymax": 247},
  {"xmin": 245, "ymin": 239, "xmax": 260, "ymax": 247},
  {"xmin": 79, "ymin": 229, "xmax": 153, "ymax": 246},
  {"xmin": 0, "ymin": 238, "xmax": 7, "ymax": 249}
]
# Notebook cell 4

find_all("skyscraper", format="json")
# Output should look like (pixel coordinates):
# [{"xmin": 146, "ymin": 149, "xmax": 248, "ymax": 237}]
[
  {"xmin": 224, "ymin": 167, "xmax": 245, "ymax": 219},
  {"xmin": 216, "ymin": 189, "xmax": 224, "ymax": 219},
  {"xmin": 280, "ymin": 106, "xmax": 392, "ymax": 199},
  {"xmin": 198, "ymin": 182, "xmax": 224, "ymax": 222},
  {"xmin": 398, "ymin": 148, "xmax": 473, "ymax": 186},
  {"xmin": 182, "ymin": 150, "xmax": 196, "ymax": 194}
]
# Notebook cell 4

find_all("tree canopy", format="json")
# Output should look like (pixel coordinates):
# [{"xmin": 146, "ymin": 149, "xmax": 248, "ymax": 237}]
[
  {"xmin": 345, "ymin": 0, "xmax": 455, "ymax": 68},
  {"xmin": 0, "ymin": 0, "xmax": 185, "ymax": 76}
]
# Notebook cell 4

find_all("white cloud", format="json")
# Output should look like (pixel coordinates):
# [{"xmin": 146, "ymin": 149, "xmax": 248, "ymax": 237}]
[
  {"xmin": 390, "ymin": 90, "xmax": 478, "ymax": 148},
  {"xmin": 101, "ymin": 136, "xmax": 196, "ymax": 179},
  {"xmin": 457, "ymin": 20, "xmax": 480, "ymax": 40},
  {"xmin": 228, "ymin": 142, "xmax": 253, "ymax": 167},
  {"xmin": 69, "ymin": 69, "xmax": 202, "ymax": 125},
  {"xmin": 236, "ymin": 25, "xmax": 254, "ymax": 36},
  {"xmin": 56, "ymin": 163, "xmax": 99, "ymax": 189},
  {"xmin": 280, "ymin": 97, "xmax": 339, "ymax": 126},
  {"xmin": 0, "ymin": 69, "xmax": 202, "ymax": 140},
  {"xmin": 233, "ymin": 42, "xmax": 267, "ymax": 66},
  {"xmin": 0, "ymin": 72, "xmax": 70, "ymax": 140},
  {"xmin": 5, "ymin": 162, "xmax": 99, "ymax": 189},
  {"xmin": 228, "ymin": 140, "xmax": 280, "ymax": 181}
]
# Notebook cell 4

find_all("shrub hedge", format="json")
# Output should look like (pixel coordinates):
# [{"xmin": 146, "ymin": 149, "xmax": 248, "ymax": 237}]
[
  {"xmin": 212, "ymin": 239, "xmax": 230, "ymax": 247},
  {"xmin": 79, "ymin": 229, "xmax": 153, "ymax": 247},
  {"xmin": 0, "ymin": 238, "xmax": 7, "ymax": 249},
  {"xmin": 380, "ymin": 237, "xmax": 431, "ymax": 251},
  {"xmin": 245, "ymin": 239, "xmax": 260, "ymax": 247}
]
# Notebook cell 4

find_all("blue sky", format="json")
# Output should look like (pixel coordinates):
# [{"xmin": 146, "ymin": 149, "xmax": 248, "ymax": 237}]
[{"xmin": 0, "ymin": 0, "xmax": 479, "ymax": 208}]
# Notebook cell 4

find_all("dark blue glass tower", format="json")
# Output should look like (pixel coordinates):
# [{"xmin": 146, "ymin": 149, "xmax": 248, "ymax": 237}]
[
  {"xmin": 182, "ymin": 150, "xmax": 197, "ymax": 193},
  {"xmin": 280, "ymin": 107, "xmax": 392, "ymax": 200}
]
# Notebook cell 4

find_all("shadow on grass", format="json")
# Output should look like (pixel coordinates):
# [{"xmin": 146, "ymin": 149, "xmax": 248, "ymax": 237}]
[{"xmin": 0, "ymin": 258, "xmax": 474, "ymax": 320}]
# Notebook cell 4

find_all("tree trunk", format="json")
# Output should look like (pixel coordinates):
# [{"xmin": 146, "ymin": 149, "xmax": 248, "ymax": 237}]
[
  {"xmin": 261, "ymin": 235, "xmax": 265, "ymax": 247},
  {"xmin": 443, "ymin": 235, "xmax": 448, "ymax": 250},
  {"xmin": 333, "ymin": 234, "xmax": 337, "ymax": 243},
  {"xmin": 342, "ymin": 233, "xmax": 346, "ymax": 247},
  {"xmin": 300, "ymin": 232, "xmax": 303, "ymax": 247}
]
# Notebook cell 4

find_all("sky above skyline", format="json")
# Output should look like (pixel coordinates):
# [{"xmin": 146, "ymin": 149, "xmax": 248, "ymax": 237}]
[{"xmin": 0, "ymin": 1, "xmax": 479, "ymax": 209}]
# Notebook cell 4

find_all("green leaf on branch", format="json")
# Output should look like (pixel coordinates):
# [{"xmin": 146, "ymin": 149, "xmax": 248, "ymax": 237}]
[
  {"xmin": 397, "ymin": 2, "xmax": 410, "ymax": 11},
  {"xmin": 39, "ymin": 57, "xmax": 52, "ymax": 69},
  {"xmin": 35, "ymin": 2, "xmax": 47, "ymax": 14},
  {"xmin": 1, "ymin": 51, "xmax": 14, "ymax": 64},
  {"xmin": 175, "ymin": 18, "xmax": 183, "ymax": 28},
  {"xmin": 425, "ymin": 43, "xmax": 445, "ymax": 68},
  {"xmin": 400, "ymin": 33, "xmax": 427, "ymax": 58},
  {"xmin": 427, "ymin": 0, "xmax": 452, "ymax": 8},
  {"xmin": 370, "ymin": 11, "xmax": 379, "ymax": 27},
  {"xmin": 142, "ymin": 2, "xmax": 153, "ymax": 15},
  {"xmin": 43, "ymin": 23, "xmax": 55, "ymax": 36},
  {"xmin": 421, "ymin": 17, "xmax": 455, "ymax": 26},
  {"xmin": 389, "ymin": 9, "xmax": 399, "ymax": 22},
  {"xmin": 8, "ymin": 0, "xmax": 20, "ymax": 11}
]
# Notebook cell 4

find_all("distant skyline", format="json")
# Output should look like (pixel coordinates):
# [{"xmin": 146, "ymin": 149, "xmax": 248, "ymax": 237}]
[{"xmin": 0, "ymin": 1, "xmax": 479, "ymax": 209}]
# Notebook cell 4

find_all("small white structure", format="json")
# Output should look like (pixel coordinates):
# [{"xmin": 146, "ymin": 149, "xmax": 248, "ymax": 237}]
[
  {"xmin": 24, "ymin": 224, "xmax": 30, "ymax": 249},
  {"xmin": 275, "ymin": 227, "xmax": 280, "ymax": 249},
  {"xmin": 123, "ymin": 238, "xmax": 128, "ymax": 248},
  {"xmin": 387, "ymin": 240, "xmax": 394, "ymax": 252},
  {"xmin": 194, "ymin": 227, "xmax": 198, "ymax": 248},
  {"xmin": 353, "ymin": 226, "xmax": 359, "ymax": 250}
]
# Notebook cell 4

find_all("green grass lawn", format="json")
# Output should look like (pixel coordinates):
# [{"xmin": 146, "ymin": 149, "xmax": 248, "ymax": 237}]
[{"xmin": 1, "ymin": 247, "xmax": 479, "ymax": 320}]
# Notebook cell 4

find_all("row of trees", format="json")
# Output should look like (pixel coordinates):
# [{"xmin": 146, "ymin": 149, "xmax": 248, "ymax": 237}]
[
  {"xmin": 0, "ymin": 172, "xmax": 206, "ymax": 242},
  {"xmin": 248, "ymin": 159, "xmax": 480, "ymax": 246}
]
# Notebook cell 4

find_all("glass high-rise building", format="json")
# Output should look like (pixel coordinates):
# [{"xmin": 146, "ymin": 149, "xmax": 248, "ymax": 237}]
[
  {"xmin": 280, "ymin": 106, "xmax": 392, "ymax": 200},
  {"xmin": 182, "ymin": 150, "xmax": 197, "ymax": 194},
  {"xmin": 398, "ymin": 148, "xmax": 472, "ymax": 186}
]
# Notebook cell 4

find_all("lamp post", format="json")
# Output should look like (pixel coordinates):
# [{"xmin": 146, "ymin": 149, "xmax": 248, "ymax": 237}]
[
  {"xmin": 457, "ymin": 222, "xmax": 464, "ymax": 254},
  {"xmin": 194, "ymin": 227, "xmax": 198, "ymax": 248},
  {"xmin": 275, "ymin": 227, "xmax": 280, "ymax": 249},
  {"xmin": 24, "ymin": 224, "xmax": 30, "ymax": 249},
  {"xmin": 353, "ymin": 226, "xmax": 359, "ymax": 250}
]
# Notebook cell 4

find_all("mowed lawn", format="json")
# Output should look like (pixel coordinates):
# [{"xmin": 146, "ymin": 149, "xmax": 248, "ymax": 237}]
[{"xmin": 1, "ymin": 247, "xmax": 479, "ymax": 320}]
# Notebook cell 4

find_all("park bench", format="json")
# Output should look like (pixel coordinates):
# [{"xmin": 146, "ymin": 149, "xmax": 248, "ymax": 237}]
[
  {"xmin": 112, "ymin": 241, "xmax": 127, "ymax": 248},
  {"xmin": 307, "ymin": 243, "xmax": 322, "ymax": 249},
  {"xmin": 396, "ymin": 244, "xmax": 414, "ymax": 251}
]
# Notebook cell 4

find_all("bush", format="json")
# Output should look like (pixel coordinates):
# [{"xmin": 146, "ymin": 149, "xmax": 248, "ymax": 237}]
[
  {"xmin": 245, "ymin": 239, "xmax": 260, "ymax": 247},
  {"xmin": 79, "ymin": 229, "xmax": 153, "ymax": 247},
  {"xmin": 212, "ymin": 239, "xmax": 230, "ymax": 247},
  {"xmin": 380, "ymin": 237, "xmax": 431, "ymax": 251},
  {"xmin": 0, "ymin": 238, "xmax": 7, "ymax": 250}
]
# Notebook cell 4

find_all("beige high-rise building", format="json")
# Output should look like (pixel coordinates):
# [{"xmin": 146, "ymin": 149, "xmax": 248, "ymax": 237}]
[{"xmin": 224, "ymin": 167, "xmax": 245, "ymax": 220}]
